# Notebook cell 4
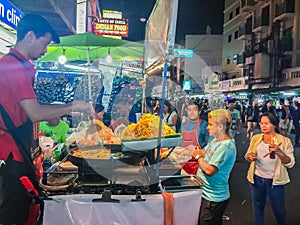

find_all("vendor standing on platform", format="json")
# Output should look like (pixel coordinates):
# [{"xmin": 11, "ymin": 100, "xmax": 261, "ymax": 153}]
[
  {"xmin": 192, "ymin": 109, "xmax": 237, "ymax": 225},
  {"xmin": 180, "ymin": 99, "xmax": 210, "ymax": 148},
  {"xmin": 0, "ymin": 14, "xmax": 89, "ymax": 225},
  {"xmin": 179, "ymin": 100, "xmax": 210, "ymax": 174},
  {"xmin": 40, "ymin": 117, "xmax": 70, "ymax": 143}
]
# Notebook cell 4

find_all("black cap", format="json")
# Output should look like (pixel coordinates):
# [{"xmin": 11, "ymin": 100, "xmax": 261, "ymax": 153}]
[
  {"xmin": 228, "ymin": 99, "xmax": 236, "ymax": 104},
  {"xmin": 17, "ymin": 14, "xmax": 60, "ymax": 44},
  {"xmin": 95, "ymin": 104, "xmax": 104, "ymax": 113}
]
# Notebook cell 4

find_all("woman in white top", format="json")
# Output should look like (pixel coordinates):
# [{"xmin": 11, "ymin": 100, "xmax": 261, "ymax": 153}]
[
  {"xmin": 244, "ymin": 112, "xmax": 295, "ymax": 225},
  {"xmin": 163, "ymin": 100, "xmax": 178, "ymax": 132}
]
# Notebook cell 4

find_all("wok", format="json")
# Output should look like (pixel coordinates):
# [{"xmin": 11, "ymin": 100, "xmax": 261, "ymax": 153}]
[{"xmin": 67, "ymin": 145, "xmax": 147, "ymax": 175}]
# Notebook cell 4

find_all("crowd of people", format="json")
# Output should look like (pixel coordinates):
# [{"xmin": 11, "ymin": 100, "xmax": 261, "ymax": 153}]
[{"xmin": 153, "ymin": 96, "xmax": 298, "ymax": 225}]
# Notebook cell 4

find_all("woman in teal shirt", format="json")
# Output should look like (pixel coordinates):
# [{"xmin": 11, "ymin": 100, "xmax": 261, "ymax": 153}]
[{"xmin": 193, "ymin": 109, "xmax": 237, "ymax": 225}]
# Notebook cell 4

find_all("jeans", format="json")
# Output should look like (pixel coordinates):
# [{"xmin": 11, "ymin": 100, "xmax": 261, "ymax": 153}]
[{"xmin": 250, "ymin": 174, "xmax": 286, "ymax": 225}]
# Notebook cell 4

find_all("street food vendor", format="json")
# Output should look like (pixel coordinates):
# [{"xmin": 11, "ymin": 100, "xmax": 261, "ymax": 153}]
[
  {"xmin": 179, "ymin": 99, "xmax": 210, "ymax": 174},
  {"xmin": 180, "ymin": 99, "xmax": 210, "ymax": 148},
  {"xmin": 40, "ymin": 117, "xmax": 70, "ymax": 143},
  {"xmin": 0, "ymin": 14, "xmax": 90, "ymax": 225}
]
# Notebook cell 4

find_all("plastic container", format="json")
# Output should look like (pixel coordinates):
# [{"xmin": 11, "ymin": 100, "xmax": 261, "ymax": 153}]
[{"xmin": 43, "ymin": 158, "xmax": 52, "ymax": 171}]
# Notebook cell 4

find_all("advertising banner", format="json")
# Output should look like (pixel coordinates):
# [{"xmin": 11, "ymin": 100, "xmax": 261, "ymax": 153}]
[
  {"xmin": 0, "ymin": 0, "xmax": 23, "ymax": 29},
  {"xmin": 94, "ymin": 18, "xmax": 128, "ymax": 37}
]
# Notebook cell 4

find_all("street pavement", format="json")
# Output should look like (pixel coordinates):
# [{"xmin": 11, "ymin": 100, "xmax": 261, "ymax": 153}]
[{"xmin": 223, "ymin": 127, "xmax": 300, "ymax": 225}]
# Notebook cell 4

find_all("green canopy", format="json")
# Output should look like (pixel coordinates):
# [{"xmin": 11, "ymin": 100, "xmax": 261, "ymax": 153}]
[{"xmin": 37, "ymin": 32, "xmax": 144, "ymax": 62}]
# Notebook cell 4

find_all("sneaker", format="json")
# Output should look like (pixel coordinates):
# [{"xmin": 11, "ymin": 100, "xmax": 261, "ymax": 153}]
[{"xmin": 222, "ymin": 215, "xmax": 230, "ymax": 221}]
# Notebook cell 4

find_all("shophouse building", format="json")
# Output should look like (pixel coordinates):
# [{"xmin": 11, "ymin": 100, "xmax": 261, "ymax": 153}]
[{"xmin": 206, "ymin": 0, "xmax": 300, "ymax": 97}]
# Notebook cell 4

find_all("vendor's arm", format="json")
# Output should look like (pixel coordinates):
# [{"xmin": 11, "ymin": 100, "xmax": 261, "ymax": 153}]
[
  {"xmin": 20, "ymin": 99, "xmax": 90, "ymax": 123},
  {"xmin": 198, "ymin": 120, "xmax": 210, "ymax": 148},
  {"xmin": 197, "ymin": 157, "xmax": 217, "ymax": 176}
]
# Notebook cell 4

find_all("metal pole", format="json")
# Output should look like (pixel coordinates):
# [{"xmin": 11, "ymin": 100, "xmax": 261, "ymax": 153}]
[
  {"xmin": 87, "ymin": 47, "xmax": 92, "ymax": 102},
  {"xmin": 155, "ymin": 61, "xmax": 168, "ymax": 177}
]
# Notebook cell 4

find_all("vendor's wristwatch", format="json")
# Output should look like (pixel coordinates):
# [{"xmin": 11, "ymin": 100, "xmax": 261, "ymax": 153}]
[{"xmin": 195, "ymin": 155, "xmax": 203, "ymax": 161}]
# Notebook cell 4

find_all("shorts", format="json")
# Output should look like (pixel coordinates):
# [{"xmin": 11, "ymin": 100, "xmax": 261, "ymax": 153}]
[
  {"xmin": 279, "ymin": 119, "xmax": 289, "ymax": 130},
  {"xmin": 0, "ymin": 157, "xmax": 32, "ymax": 224}
]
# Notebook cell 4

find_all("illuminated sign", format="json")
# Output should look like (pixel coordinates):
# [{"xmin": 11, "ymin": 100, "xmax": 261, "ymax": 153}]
[
  {"xmin": 182, "ymin": 80, "xmax": 192, "ymax": 91},
  {"xmin": 174, "ymin": 48, "xmax": 194, "ymax": 58},
  {"xmin": 0, "ymin": 0, "xmax": 23, "ymax": 29},
  {"xmin": 76, "ymin": 0, "xmax": 87, "ymax": 33},
  {"xmin": 102, "ymin": 10, "xmax": 122, "ymax": 19},
  {"xmin": 222, "ymin": 80, "xmax": 231, "ymax": 88},
  {"xmin": 94, "ymin": 18, "xmax": 128, "ymax": 37},
  {"xmin": 122, "ymin": 61, "xmax": 143, "ymax": 73}
]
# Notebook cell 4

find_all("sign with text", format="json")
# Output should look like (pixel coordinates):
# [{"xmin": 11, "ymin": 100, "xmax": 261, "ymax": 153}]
[
  {"xmin": 122, "ymin": 61, "xmax": 143, "ymax": 74},
  {"xmin": 103, "ymin": 10, "xmax": 122, "ymax": 19},
  {"xmin": 0, "ymin": 0, "xmax": 23, "ymax": 30},
  {"xmin": 174, "ymin": 48, "xmax": 194, "ymax": 58},
  {"xmin": 182, "ymin": 80, "xmax": 192, "ymax": 91},
  {"xmin": 94, "ymin": 18, "xmax": 128, "ymax": 37},
  {"xmin": 222, "ymin": 80, "xmax": 231, "ymax": 88}
]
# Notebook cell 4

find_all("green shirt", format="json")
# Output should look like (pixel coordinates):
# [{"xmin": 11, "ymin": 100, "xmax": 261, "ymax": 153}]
[{"xmin": 40, "ymin": 120, "xmax": 70, "ymax": 143}]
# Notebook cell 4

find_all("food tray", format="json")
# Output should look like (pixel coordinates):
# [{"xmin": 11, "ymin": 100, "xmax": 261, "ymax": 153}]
[
  {"xmin": 121, "ymin": 135, "xmax": 182, "ymax": 151},
  {"xmin": 159, "ymin": 175, "xmax": 206, "ymax": 192}
]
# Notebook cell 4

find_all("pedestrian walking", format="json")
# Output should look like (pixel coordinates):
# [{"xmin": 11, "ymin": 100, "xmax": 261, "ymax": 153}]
[
  {"xmin": 227, "ymin": 99, "xmax": 241, "ymax": 138},
  {"xmin": 279, "ymin": 98, "xmax": 290, "ymax": 136},
  {"xmin": 244, "ymin": 112, "xmax": 295, "ymax": 225},
  {"xmin": 246, "ymin": 99, "xmax": 260, "ymax": 140},
  {"xmin": 293, "ymin": 101, "xmax": 300, "ymax": 147}
]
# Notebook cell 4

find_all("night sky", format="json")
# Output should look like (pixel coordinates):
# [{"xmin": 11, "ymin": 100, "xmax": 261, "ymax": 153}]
[{"xmin": 99, "ymin": 0, "xmax": 224, "ymax": 44}]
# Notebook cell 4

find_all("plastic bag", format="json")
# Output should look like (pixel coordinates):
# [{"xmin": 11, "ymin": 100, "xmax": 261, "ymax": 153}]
[{"xmin": 161, "ymin": 145, "xmax": 194, "ymax": 164}]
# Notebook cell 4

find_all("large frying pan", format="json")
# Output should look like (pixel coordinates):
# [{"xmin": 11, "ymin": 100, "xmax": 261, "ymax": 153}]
[{"xmin": 67, "ymin": 146, "xmax": 147, "ymax": 175}]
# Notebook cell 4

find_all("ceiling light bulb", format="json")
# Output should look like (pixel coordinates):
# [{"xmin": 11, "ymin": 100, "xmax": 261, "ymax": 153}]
[
  {"xmin": 58, "ymin": 55, "xmax": 67, "ymax": 64},
  {"xmin": 106, "ymin": 53, "xmax": 112, "ymax": 63}
]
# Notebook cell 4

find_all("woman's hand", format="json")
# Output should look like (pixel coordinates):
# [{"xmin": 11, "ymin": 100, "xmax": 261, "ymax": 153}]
[
  {"xmin": 269, "ymin": 142, "xmax": 282, "ymax": 153},
  {"xmin": 192, "ymin": 146, "xmax": 206, "ymax": 158},
  {"xmin": 245, "ymin": 153, "xmax": 257, "ymax": 162}
]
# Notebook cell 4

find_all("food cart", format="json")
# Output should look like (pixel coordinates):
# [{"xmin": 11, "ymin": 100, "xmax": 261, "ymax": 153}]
[
  {"xmin": 33, "ymin": 1, "xmax": 205, "ymax": 224},
  {"xmin": 38, "ymin": 117, "xmax": 204, "ymax": 224}
]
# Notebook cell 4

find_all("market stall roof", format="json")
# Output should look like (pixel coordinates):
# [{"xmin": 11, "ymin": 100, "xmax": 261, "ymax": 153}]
[
  {"xmin": 10, "ymin": 0, "xmax": 75, "ymax": 37},
  {"xmin": 37, "ymin": 32, "xmax": 144, "ymax": 62}
]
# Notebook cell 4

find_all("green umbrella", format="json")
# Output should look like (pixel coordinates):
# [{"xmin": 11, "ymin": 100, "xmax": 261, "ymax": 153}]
[
  {"xmin": 37, "ymin": 32, "xmax": 144, "ymax": 62},
  {"xmin": 37, "ymin": 32, "xmax": 144, "ymax": 102},
  {"xmin": 38, "ymin": 45, "xmax": 143, "ymax": 62}
]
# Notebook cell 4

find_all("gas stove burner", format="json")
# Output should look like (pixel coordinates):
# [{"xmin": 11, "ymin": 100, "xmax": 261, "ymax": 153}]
[{"xmin": 111, "ymin": 184, "xmax": 150, "ymax": 195}]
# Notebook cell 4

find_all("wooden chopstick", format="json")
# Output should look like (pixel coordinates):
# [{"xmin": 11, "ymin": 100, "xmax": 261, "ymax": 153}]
[{"xmin": 263, "ymin": 143, "xmax": 282, "ymax": 158}]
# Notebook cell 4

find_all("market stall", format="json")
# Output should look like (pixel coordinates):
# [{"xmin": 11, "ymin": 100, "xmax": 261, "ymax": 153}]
[{"xmin": 29, "ymin": 1, "xmax": 206, "ymax": 224}]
